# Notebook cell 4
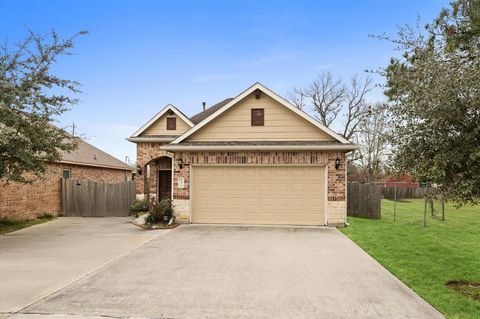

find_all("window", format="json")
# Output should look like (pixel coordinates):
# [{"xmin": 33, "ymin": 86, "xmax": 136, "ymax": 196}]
[
  {"xmin": 251, "ymin": 108, "xmax": 264, "ymax": 126},
  {"xmin": 167, "ymin": 117, "xmax": 176, "ymax": 130},
  {"xmin": 63, "ymin": 169, "xmax": 71, "ymax": 179}
]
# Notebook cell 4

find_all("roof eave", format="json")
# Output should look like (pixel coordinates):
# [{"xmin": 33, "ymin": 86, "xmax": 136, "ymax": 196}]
[
  {"xmin": 161, "ymin": 144, "xmax": 358, "ymax": 152},
  {"xmin": 57, "ymin": 160, "xmax": 134, "ymax": 171},
  {"xmin": 126, "ymin": 137, "xmax": 176, "ymax": 143}
]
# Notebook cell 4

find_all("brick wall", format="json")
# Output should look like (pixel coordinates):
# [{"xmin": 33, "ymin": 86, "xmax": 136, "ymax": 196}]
[
  {"xmin": 173, "ymin": 151, "xmax": 346, "ymax": 200},
  {"xmin": 0, "ymin": 163, "xmax": 130, "ymax": 221},
  {"xmin": 135, "ymin": 142, "xmax": 174, "ymax": 196},
  {"xmin": 134, "ymin": 146, "xmax": 347, "ymax": 225}
]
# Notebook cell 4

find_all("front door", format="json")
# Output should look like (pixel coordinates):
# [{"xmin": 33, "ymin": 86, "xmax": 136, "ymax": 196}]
[{"xmin": 158, "ymin": 170, "xmax": 172, "ymax": 200}]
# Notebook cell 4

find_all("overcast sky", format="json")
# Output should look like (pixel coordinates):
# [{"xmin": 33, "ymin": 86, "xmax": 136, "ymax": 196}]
[{"xmin": 1, "ymin": 0, "xmax": 448, "ymax": 163}]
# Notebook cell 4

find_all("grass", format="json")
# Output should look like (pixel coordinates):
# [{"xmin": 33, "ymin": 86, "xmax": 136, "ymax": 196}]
[
  {"xmin": 341, "ymin": 199, "xmax": 480, "ymax": 319},
  {"xmin": 0, "ymin": 214, "xmax": 55, "ymax": 235}
]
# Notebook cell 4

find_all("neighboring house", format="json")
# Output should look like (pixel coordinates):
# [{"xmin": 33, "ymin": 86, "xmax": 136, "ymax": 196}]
[
  {"xmin": 128, "ymin": 83, "xmax": 356, "ymax": 226},
  {"xmin": 0, "ymin": 140, "xmax": 133, "ymax": 220}
]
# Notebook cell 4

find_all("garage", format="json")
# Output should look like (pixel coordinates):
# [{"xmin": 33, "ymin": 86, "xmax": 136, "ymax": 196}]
[{"xmin": 192, "ymin": 166, "xmax": 326, "ymax": 225}]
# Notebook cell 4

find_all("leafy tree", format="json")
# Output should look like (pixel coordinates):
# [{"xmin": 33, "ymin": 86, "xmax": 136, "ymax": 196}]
[
  {"xmin": 0, "ymin": 29, "xmax": 87, "ymax": 183},
  {"xmin": 379, "ymin": 0, "xmax": 480, "ymax": 204}
]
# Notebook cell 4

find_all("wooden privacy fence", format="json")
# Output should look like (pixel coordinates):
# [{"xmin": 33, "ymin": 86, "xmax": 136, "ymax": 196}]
[
  {"xmin": 62, "ymin": 179, "xmax": 136, "ymax": 217},
  {"xmin": 347, "ymin": 183, "xmax": 381, "ymax": 219},
  {"xmin": 382, "ymin": 187, "xmax": 427, "ymax": 200}
]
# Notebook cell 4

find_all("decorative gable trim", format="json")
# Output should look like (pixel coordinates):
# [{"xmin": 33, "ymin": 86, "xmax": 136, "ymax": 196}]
[
  {"xmin": 130, "ymin": 104, "xmax": 194, "ymax": 138},
  {"xmin": 171, "ymin": 83, "xmax": 351, "ymax": 144}
]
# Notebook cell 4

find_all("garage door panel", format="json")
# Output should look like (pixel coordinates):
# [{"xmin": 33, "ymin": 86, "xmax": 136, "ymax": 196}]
[
  {"xmin": 192, "ymin": 166, "xmax": 325, "ymax": 225},
  {"xmin": 258, "ymin": 183, "xmax": 273, "ymax": 191}
]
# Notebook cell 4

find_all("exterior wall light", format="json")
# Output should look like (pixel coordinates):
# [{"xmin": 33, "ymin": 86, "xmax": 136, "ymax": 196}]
[
  {"xmin": 335, "ymin": 158, "xmax": 341, "ymax": 170},
  {"xmin": 136, "ymin": 164, "xmax": 142, "ymax": 175},
  {"xmin": 177, "ymin": 158, "xmax": 184, "ymax": 169}
]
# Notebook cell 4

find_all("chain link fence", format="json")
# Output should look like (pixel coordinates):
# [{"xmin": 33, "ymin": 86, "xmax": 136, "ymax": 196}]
[{"xmin": 348, "ymin": 182, "xmax": 446, "ymax": 226}]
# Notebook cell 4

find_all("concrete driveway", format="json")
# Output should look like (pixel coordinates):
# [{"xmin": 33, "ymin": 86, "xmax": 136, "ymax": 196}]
[
  {"xmin": 3, "ymin": 224, "xmax": 443, "ymax": 319},
  {"xmin": 0, "ymin": 217, "xmax": 167, "ymax": 315}
]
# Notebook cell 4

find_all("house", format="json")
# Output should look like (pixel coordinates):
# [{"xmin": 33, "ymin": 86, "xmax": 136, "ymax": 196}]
[
  {"xmin": 0, "ymin": 140, "xmax": 133, "ymax": 220},
  {"xmin": 128, "ymin": 83, "xmax": 356, "ymax": 226}
]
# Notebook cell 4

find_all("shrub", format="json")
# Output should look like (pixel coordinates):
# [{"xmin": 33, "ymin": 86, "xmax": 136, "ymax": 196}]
[
  {"xmin": 129, "ymin": 198, "xmax": 150, "ymax": 215},
  {"xmin": 38, "ymin": 213, "xmax": 54, "ymax": 219},
  {"xmin": 148, "ymin": 198, "xmax": 174, "ymax": 224}
]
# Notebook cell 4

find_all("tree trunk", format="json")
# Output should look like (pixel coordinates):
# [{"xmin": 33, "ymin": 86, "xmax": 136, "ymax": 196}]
[{"xmin": 430, "ymin": 198, "xmax": 435, "ymax": 217}]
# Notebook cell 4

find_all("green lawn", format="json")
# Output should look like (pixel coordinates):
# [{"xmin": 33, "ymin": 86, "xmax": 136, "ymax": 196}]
[
  {"xmin": 341, "ymin": 199, "xmax": 480, "ymax": 319},
  {"xmin": 0, "ymin": 215, "xmax": 54, "ymax": 235}
]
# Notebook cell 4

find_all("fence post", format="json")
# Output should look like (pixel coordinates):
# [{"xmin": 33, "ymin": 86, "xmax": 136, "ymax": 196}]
[{"xmin": 393, "ymin": 185, "xmax": 397, "ymax": 222}]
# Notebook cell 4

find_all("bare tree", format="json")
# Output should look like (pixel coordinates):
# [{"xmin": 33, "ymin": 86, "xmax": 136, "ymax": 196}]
[
  {"xmin": 289, "ymin": 72, "xmax": 384, "ymax": 179},
  {"xmin": 342, "ymin": 76, "xmax": 374, "ymax": 140},
  {"xmin": 288, "ymin": 87, "xmax": 307, "ymax": 110},
  {"xmin": 353, "ymin": 103, "xmax": 389, "ymax": 181},
  {"xmin": 290, "ymin": 72, "xmax": 346, "ymax": 126},
  {"xmin": 288, "ymin": 71, "xmax": 373, "ymax": 138}
]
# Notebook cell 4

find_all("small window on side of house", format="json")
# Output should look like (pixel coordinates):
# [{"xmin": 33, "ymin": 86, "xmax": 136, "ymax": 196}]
[
  {"xmin": 63, "ymin": 169, "xmax": 71, "ymax": 179},
  {"xmin": 167, "ymin": 117, "xmax": 176, "ymax": 130},
  {"xmin": 251, "ymin": 108, "xmax": 264, "ymax": 126}
]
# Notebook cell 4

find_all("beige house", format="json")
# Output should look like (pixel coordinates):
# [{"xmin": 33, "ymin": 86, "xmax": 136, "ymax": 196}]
[{"xmin": 128, "ymin": 83, "xmax": 356, "ymax": 226}]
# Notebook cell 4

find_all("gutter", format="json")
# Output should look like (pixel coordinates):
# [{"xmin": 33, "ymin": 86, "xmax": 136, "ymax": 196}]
[
  {"xmin": 126, "ymin": 137, "xmax": 176, "ymax": 143},
  {"xmin": 57, "ymin": 160, "xmax": 134, "ymax": 171},
  {"xmin": 160, "ymin": 144, "xmax": 358, "ymax": 152}
]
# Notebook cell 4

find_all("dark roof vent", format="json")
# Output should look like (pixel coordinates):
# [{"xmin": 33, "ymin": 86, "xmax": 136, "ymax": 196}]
[{"xmin": 202, "ymin": 102, "xmax": 206, "ymax": 111}]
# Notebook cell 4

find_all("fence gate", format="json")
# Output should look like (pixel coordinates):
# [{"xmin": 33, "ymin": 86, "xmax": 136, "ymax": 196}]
[
  {"xmin": 347, "ymin": 183, "xmax": 382, "ymax": 219},
  {"xmin": 62, "ymin": 179, "xmax": 135, "ymax": 217}
]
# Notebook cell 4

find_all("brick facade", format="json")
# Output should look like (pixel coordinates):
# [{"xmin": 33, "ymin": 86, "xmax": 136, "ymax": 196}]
[
  {"xmin": 0, "ymin": 163, "xmax": 131, "ymax": 221},
  {"xmin": 135, "ymin": 142, "xmax": 174, "ymax": 197},
  {"xmin": 136, "ymin": 143, "xmax": 347, "ymax": 225}
]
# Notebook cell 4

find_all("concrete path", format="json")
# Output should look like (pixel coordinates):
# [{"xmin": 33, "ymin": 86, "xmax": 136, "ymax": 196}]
[
  {"xmin": 0, "ymin": 217, "xmax": 167, "ymax": 315},
  {"xmin": 6, "ymin": 224, "xmax": 443, "ymax": 319}
]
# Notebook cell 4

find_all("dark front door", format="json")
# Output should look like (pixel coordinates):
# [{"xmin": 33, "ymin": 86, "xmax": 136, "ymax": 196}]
[{"xmin": 158, "ymin": 170, "xmax": 172, "ymax": 200}]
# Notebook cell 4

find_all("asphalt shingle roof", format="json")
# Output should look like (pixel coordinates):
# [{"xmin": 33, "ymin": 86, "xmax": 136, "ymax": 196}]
[
  {"xmin": 60, "ymin": 140, "xmax": 133, "ymax": 171},
  {"xmin": 189, "ymin": 98, "xmax": 233, "ymax": 124}
]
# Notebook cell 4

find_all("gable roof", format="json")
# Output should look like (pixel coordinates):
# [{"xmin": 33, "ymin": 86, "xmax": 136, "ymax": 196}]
[
  {"xmin": 59, "ymin": 140, "xmax": 133, "ymax": 171},
  {"xmin": 171, "ymin": 82, "xmax": 351, "ymax": 144},
  {"xmin": 190, "ymin": 98, "xmax": 233, "ymax": 124},
  {"xmin": 130, "ymin": 104, "xmax": 194, "ymax": 138}
]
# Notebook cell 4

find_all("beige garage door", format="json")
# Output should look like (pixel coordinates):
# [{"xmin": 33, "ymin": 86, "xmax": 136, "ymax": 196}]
[{"xmin": 192, "ymin": 166, "xmax": 325, "ymax": 225}]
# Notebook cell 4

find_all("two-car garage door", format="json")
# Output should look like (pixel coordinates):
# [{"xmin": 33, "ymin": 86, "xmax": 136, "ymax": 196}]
[{"xmin": 192, "ymin": 166, "xmax": 326, "ymax": 225}]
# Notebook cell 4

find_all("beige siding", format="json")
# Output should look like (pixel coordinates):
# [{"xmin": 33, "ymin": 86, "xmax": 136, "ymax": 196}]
[
  {"xmin": 192, "ymin": 166, "xmax": 325, "ymax": 225},
  {"xmin": 186, "ymin": 93, "xmax": 336, "ymax": 141},
  {"xmin": 141, "ymin": 114, "xmax": 190, "ymax": 136}
]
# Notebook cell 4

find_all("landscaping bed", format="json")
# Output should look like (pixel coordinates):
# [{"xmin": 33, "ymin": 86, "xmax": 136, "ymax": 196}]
[
  {"xmin": 137, "ymin": 222, "xmax": 180, "ymax": 230},
  {"xmin": 0, "ymin": 214, "xmax": 55, "ymax": 235},
  {"xmin": 341, "ymin": 199, "xmax": 480, "ymax": 319},
  {"xmin": 130, "ymin": 198, "xmax": 179, "ymax": 230}
]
